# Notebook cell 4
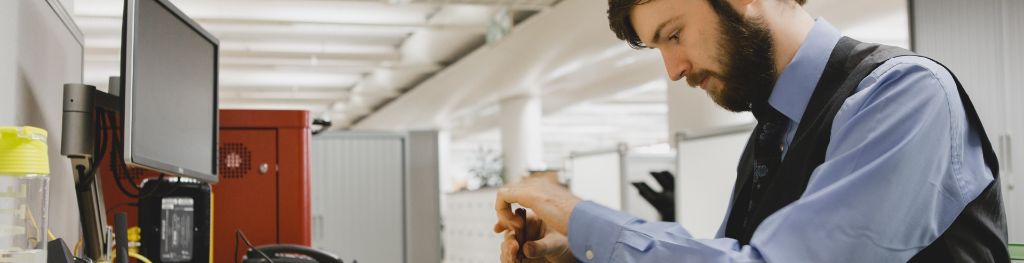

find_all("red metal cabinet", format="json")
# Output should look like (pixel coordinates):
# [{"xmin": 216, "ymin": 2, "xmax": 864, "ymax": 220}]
[
  {"xmin": 215, "ymin": 109, "xmax": 311, "ymax": 262},
  {"xmin": 100, "ymin": 109, "xmax": 311, "ymax": 262}
]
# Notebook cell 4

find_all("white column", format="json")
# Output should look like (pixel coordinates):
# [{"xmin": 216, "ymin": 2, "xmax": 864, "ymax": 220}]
[
  {"xmin": 499, "ymin": 95, "xmax": 544, "ymax": 183},
  {"xmin": 666, "ymin": 80, "xmax": 754, "ymax": 146}
]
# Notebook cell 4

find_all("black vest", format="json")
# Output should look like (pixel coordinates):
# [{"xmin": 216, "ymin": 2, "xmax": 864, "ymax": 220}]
[{"xmin": 723, "ymin": 37, "xmax": 1009, "ymax": 262}]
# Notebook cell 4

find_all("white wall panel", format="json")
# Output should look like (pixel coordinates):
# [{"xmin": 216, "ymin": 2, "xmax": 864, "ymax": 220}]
[
  {"xmin": 569, "ymin": 150, "xmax": 623, "ymax": 210},
  {"xmin": 675, "ymin": 126, "xmax": 752, "ymax": 239}
]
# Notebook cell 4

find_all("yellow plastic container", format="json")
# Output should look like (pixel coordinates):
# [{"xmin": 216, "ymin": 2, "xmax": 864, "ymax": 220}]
[{"xmin": 0, "ymin": 126, "xmax": 51, "ymax": 263}]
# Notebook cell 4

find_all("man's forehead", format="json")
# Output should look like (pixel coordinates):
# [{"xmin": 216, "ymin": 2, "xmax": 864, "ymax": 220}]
[{"xmin": 630, "ymin": 0, "xmax": 687, "ymax": 47}]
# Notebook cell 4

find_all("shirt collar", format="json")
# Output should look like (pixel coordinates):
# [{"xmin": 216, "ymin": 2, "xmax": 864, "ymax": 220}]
[{"xmin": 767, "ymin": 18, "xmax": 843, "ymax": 124}]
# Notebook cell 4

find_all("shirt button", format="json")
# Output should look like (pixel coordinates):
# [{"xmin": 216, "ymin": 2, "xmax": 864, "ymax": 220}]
[{"xmin": 586, "ymin": 249, "xmax": 594, "ymax": 260}]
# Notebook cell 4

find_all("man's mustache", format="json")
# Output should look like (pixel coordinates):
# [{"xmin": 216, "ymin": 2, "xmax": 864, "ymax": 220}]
[{"xmin": 686, "ymin": 70, "xmax": 713, "ymax": 87}]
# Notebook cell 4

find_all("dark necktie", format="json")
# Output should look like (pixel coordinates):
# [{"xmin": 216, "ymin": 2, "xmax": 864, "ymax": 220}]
[{"xmin": 744, "ymin": 103, "xmax": 789, "ymax": 230}]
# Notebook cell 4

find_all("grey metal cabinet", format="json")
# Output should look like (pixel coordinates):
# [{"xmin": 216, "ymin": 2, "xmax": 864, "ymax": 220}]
[
  {"xmin": 310, "ymin": 131, "xmax": 442, "ymax": 263},
  {"xmin": 911, "ymin": 0, "xmax": 1024, "ymax": 243}
]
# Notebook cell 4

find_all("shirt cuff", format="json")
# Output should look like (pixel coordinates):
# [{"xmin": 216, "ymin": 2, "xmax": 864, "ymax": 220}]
[{"xmin": 568, "ymin": 201, "xmax": 643, "ymax": 262}]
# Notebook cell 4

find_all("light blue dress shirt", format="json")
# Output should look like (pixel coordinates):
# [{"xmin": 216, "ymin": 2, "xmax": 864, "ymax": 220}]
[{"xmin": 567, "ymin": 18, "xmax": 995, "ymax": 262}]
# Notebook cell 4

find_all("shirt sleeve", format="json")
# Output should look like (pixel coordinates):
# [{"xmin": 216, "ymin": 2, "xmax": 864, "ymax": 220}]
[{"xmin": 566, "ymin": 57, "xmax": 993, "ymax": 263}]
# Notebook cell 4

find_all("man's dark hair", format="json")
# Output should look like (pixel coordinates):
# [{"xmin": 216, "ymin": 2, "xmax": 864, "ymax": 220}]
[{"xmin": 607, "ymin": 0, "xmax": 807, "ymax": 49}]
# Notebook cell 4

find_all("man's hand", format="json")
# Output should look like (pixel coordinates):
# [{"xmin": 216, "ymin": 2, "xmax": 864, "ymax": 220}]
[
  {"xmin": 496, "ymin": 210, "xmax": 575, "ymax": 263},
  {"xmin": 494, "ymin": 174, "xmax": 581, "ymax": 236}
]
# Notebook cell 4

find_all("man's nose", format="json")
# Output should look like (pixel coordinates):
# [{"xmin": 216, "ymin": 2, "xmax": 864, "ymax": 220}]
[{"xmin": 660, "ymin": 48, "xmax": 690, "ymax": 82}]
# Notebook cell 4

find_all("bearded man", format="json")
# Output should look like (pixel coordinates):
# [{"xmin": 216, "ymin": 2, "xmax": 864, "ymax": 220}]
[{"xmin": 492, "ymin": 0, "xmax": 1009, "ymax": 262}]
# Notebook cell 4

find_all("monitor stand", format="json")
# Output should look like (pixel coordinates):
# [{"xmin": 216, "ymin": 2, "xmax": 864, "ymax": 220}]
[{"xmin": 60, "ymin": 77, "xmax": 123, "ymax": 262}]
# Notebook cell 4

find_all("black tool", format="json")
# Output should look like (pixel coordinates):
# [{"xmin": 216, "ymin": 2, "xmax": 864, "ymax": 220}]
[
  {"xmin": 47, "ymin": 238, "xmax": 75, "ymax": 263},
  {"xmin": 242, "ymin": 244, "xmax": 344, "ymax": 263},
  {"xmin": 631, "ymin": 171, "xmax": 676, "ymax": 221},
  {"xmin": 114, "ymin": 213, "xmax": 129, "ymax": 263},
  {"xmin": 515, "ymin": 208, "xmax": 528, "ymax": 262}
]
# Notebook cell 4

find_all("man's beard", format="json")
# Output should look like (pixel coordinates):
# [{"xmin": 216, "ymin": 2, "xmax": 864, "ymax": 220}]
[{"xmin": 689, "ymin": 0, "xmax": 777, "ymax": 112}]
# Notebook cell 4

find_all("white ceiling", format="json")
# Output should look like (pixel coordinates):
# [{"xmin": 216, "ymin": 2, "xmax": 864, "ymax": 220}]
[
  {"xmin": 72, "ymin": 0, "xmax": 909, "ymax": 167},
  {"xmin": 73, "ymin": 0, "xmax": 559, "ymax": 126},
  {"xmin": 433, "ymin": 0, "xmax": 909, "ymax": 168},
  {"xmin": 450, "ymin": 80, "xmax": 669, "ymax": 169}
]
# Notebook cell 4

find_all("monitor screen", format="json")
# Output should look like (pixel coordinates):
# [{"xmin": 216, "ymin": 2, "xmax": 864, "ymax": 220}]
[{"xmin": 122, "ymin": 0, "xmax": 219, "ymax": 182}]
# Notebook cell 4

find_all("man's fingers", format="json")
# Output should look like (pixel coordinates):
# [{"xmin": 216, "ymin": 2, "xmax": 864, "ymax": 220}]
[
  {"xmin": 523, "ymin": 231, "xmax": 569, "ymax": 259},
  {"xmin": 495, "ymin": 187, "xmax": 523, "ymax": 231},
  {"xmin": 495, "ymin": 187, "xmax": 520, "ymax": 228},
  {"xmin": 523, "ymin": 211, "xmax": 545, "ymax": 240},
  {"xmin": 494, "ymin": 213, "xmax": 525, "ymax": 234},
  {"xmin": 494, "ymin": 222, "xmax": 507, "ymax": 233},
  {"xmin": 500, "ymin": 232, "xmax": 520, "ymax": 263}
]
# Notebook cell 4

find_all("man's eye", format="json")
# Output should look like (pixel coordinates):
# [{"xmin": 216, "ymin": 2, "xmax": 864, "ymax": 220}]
[{"xmin": 669, "ymin": 32, "xmax": 680, "ymax": 42}]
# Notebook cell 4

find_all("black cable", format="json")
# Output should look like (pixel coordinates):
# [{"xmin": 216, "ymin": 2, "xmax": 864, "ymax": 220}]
[
  {"xmin": 78, "ymin": 108, "xmax": 109, "ymax": 192},
  {"xmin": 98, "ymin": 110, "xmax": 138, "ymax": 198},
  {"xmin": 236, "ymin": 229, "xmax": 273, "ymax": 263},
  {"xmin": 107, "ymin": 110, "xmax": 169, "ymax": 199},
  {"xmin": 311, "ymin": 118, "xmax": 332, "ymax": 135},
  {"xmin": 105, "ymin": 110, "xmax": 185, "ymax": 201},
  {"xmin": 111, "ymin": 112, "xmax": 173, "ymax": 200},
  {"xmin": 108, "ymin": 111, "xmax": 142, "ymax": 192},
  {"xmin": 75, "ymin": 165, "xmax": 87, "ymax": 187},
  {"xmin": 109, "ymin": 142, "xmax": 140, "ymax": 198},
  {"xmin": 106, "ymin": 111, "xmax": 140, "ymax": 192},
  {"xmin": 235, "ymin": 230, "xmax": 239, "ymax": 263}
]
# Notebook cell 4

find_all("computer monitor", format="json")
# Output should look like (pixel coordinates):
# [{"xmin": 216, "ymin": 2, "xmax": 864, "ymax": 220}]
[{"xmin": 121, "ymin": 0, "xmax": 219, "ymax": 182}]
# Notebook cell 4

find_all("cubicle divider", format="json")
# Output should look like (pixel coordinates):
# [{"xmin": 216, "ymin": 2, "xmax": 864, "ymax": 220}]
[
  {"xmin": 568, "ymin": 146, "xmax": 626, "ymax": 211},
  {"xmin": 674, "ymin": 123, "xmax": 754, "ymax": 238},
  {"xmin": 568, "ymin": 145, "xmax": 676, "ymax": 222}
]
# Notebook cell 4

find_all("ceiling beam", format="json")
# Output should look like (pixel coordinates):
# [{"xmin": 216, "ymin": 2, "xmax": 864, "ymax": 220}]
[
  {"xmin": 220, "ymin": 90, "xmax": 350, "ymax": 100},
  {"xmin": 85, "ymin": 46, "xmax": 401, "ymax": 62}
]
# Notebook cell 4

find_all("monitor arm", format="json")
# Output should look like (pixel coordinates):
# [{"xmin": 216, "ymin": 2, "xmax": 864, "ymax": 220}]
[{"xmin": 60, "ymin": 78, "xmax": 123, "ymax": 262}]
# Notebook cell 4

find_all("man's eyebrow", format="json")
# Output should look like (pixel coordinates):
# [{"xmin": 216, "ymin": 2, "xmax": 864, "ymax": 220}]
[{"xmin": 648, "ymin": 16, "xmax": 682, "ymax": 47}]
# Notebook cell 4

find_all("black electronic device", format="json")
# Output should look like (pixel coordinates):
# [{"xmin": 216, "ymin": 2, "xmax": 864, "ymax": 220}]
[
  {"xmin": 631, "ymin": 171, "xmax": 676, "ymax": 221},
  {"xmin": 242, "ymin": 244, "xmax": 346, "ymax": 263},
  {"xmin": 47, "ymin": 238, "xmax": 76, "ymax": 263},
  {"xmin": 137, "ymin": 178, "xmax": 212, "ymax": 263}
]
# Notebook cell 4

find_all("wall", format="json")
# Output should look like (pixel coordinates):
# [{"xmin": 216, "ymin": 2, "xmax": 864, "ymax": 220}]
[
  {"xmin": 442, "ymin": 188, "xmax": 503, "ymax": 263},
  {"xmin": 675, "ymin": 125, "xmax": 753, "ymax": 239},
  {"xmin": 0, "ymin": 0, "xmax": 84, "ymax": 250}
]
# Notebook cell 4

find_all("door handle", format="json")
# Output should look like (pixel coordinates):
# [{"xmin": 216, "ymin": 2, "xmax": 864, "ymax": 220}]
[
  {"xmin": 313, "ymin": 214, "xmax": 324, "ymax": 241},
  {"xmin": 1005, "ymin": 133, "xmax": 1012, "ymax": 174}
]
